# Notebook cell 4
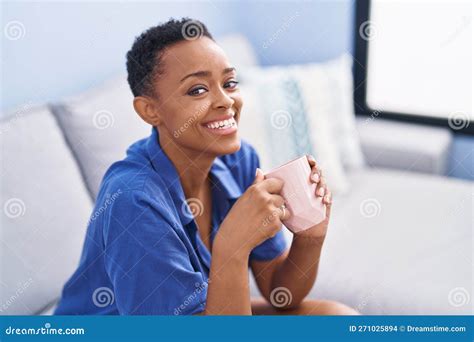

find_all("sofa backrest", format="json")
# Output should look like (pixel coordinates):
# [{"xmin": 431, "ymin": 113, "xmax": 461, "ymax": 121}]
[{"xmin": 0, "ymin": 105, "xmax": 92, "ymax": 315}]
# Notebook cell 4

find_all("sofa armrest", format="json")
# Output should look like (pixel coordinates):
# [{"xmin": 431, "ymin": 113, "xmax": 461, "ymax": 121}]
[{"xmin": 355, "ymin": 117, "xmax": 452, "ymax": 175}]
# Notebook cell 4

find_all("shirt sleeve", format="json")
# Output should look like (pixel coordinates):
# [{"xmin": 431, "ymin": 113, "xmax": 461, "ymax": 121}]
[
  {"xmin": 246, "ymin": 142, "xmax": 288, "ymax": 261},
  {"xmin": 103, "ymin": 190, "xmax": 207, "ymax": 315}
]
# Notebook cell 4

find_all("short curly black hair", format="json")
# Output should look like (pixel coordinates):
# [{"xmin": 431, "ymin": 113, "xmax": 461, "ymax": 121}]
[{"xmin": 126, "ymin": 18, "xmax": 214, "ymax": 97}]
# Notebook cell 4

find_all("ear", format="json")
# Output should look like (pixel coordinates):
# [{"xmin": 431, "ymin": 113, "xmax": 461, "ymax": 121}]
[{"xmin": 133, "ymin": 96, "xmax": 162, "ymax": 126}]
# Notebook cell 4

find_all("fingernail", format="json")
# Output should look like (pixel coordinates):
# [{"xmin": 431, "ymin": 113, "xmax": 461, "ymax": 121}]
[
  {"xmin": 317, "ymin": 187, "xmax": 325, "ymax": 197},
  {"xmin": 255, "ymin": 168, "xmax": 261, "ymax": 176},
  {"xmin": 308, "ymin": 155, "xmax": 316, "ymax": 162},
  {"xmin": 324, "ymin": 195, "xmax": 331, "ymax": 203},
  {"xmin": 311, "ymin": 173, "xmax": 320, "ymax": 182}
]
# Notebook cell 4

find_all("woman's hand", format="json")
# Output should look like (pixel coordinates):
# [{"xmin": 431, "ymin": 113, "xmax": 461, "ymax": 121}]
[
  {"xmin": 294, "ymin": 154, "xmax": 332, "ymax": 239},
  {"xmin": 215, "ymin": 168, "xmax": 290, "ymax": 258},
  {"xmin": 259, "ymin": 155, "xmax": 332, "ymax": 309}
]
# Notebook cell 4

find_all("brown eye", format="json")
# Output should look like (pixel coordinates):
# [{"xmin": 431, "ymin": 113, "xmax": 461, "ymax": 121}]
[
  {"xmin": 224, "ymin": 81, "xmax": 239, "ymax": 89},
  {"xmin": 188, "ymin": 86, "xmax": 207, "ymax": 96}
]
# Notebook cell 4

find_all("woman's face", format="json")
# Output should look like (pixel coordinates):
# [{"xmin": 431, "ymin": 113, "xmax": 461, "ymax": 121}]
[{"xmin": 153, "ymin": 36, "xmax": 242, "ymax": 157}]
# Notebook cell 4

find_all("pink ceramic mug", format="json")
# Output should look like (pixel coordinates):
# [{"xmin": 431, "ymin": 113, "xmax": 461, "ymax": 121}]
[{"xmin": 264, "ymin": 155, "xmax": 326, "ymax": 233}]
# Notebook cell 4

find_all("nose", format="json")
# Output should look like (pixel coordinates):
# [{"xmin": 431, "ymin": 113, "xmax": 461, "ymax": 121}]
[{"xmin": 212, "ymin": 86, "xmax": 234, "ymax": 110}]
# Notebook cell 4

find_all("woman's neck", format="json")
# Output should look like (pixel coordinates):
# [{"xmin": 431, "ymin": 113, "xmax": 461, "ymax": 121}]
[{"xmin": 157, "ymin": 127, "xmax": 214, "ymax": 199}]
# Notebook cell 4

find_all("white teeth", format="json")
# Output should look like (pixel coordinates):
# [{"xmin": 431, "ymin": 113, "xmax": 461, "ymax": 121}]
[{"xmin": 206, "ymin": 117, "xmax": 236, "ymax": 130}]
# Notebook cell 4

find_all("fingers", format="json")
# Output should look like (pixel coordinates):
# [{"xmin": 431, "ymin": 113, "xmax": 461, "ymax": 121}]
[
  {"xmin": 278, "ymin": 204, "xmax": 291, "ymax": 221},
  {"xmin": 269, "ymin": 194, "xmax": 290, "ymax": 220},
  {"xmin": 312, "ymin": 165, "xmax": 332, "ymax": 208},
  {"xmin": 315, "ymin": 175, "xmax": 327, "ymax": 198},
  {"xmin": 306, "ymin": 154, "xmax": 316, "ymax": 167},
  {"xmin": 308, "ymin": 160, "xmax": 330, "ymax": 202},
  {"xmin": 269, "ymin": 194, "xmax": 291, "ymax": 221},
  {"xmin": 269, "ymin": 194, "xmax": 285, "ymax": 208},
  {"xmin": 273, "ymin": 201, "xmax": 291, "ymax": 221},
  {"xmin": 261, "ymin": 195, "xmax": 290, "ymax": 230},
  {"xmin": 323, "ymin": 190, "xmax": 332, "ymax": 205},
  {"xmin": 324, "ymin": 191, "xmax": 332, "ymax": 219},
  {"xmin": 253, "ymin": 168, "xmax": 265, "ymax": 185},
  {"xmin": 258, "ymin": 177, "xmax": 284, "ymax": 194},
  {"xmin": 310, "ymin": 169, "xmax": 320, "ymax": 183},
  {"xmin": 309, "ymin": 161, "xmax": 323, "ymax": 185}
]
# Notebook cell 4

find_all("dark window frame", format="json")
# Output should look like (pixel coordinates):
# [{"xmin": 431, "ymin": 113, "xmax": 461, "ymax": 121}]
[{"xmin": 353, "ymin": 0, "xmax": 473, "ymax": 135}]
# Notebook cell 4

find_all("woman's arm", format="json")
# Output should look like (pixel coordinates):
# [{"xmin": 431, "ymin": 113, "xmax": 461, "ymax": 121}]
[
  {"xmin": 200, "ymin": 237, "xmax": 252, "ymax": 315},
  {"xmin": 273, "ymin": 235, "xmax": 326, "ymax": 307},
  {"xmin": 208, "ymin": 208, "xmax": 329, "ymax": 315},
  {"xmin": 197, "ymin": 170, "xmax": 290, "ymax": 315},
  {"xmin": 251, "ymin": 227, "xmax": 329, "ymax": 311},
  {"xmin": 204, "ymin": 235, "xmax": 324, "ymax": 315},
  {"xmin": 252, "ymin": 156, "xmax": 332, "ymax": 309}
]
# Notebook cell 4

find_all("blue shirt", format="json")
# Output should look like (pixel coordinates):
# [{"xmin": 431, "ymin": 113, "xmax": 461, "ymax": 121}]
[{"xmin": 55, "ymin": 127, "xmax": 287, "ymax": 315}]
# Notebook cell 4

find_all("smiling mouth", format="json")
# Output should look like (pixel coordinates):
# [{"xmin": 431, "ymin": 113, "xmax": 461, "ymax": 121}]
[
  {"xmin": 203, "ymin": 116, "xmax": 237, "ymax": 130},
  {"xmin": 200, "ymin": 114, "xmax": 239, "ymax": 136}
]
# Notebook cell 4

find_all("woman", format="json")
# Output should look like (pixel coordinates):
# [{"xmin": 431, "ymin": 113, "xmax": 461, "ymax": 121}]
[{"xmin": 55, "ymin": 18, "xmax": 358, "ymax": 315}]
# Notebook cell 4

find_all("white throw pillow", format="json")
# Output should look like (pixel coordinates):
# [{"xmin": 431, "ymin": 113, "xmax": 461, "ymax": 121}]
[
  {"xmin": 310, "ymin": 54, "xmax": 365, "ymax": 170},
  {"xmin": 238, "ymin": 59, "xmax": 354, "ymax": 194},
  {"xmin": 0, "ymin": 105, "xmax": 92, "ymax": 314}
]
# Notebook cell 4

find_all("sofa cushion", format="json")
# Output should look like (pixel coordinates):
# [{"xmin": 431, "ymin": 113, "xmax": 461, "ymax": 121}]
[
  {"xmin": 51, "ymin": 75, "xmax": 150, "ymax": 200},
  {"xmin": 356, "ymin": 117, "xmax": 452, "ymax": 175},
  {"xmin": 0, "ymin": 105, "xmax": 92, "ymax": 315}
]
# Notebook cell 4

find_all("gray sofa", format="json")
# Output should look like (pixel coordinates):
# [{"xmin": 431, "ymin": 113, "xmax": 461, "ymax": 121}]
[{"xmin": 1, "ymin": 36, "xmax": 472, "ymax": 316}]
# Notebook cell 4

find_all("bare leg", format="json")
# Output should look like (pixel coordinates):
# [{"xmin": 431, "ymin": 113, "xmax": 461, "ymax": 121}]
[{"xmin": 251, "ymin": 297, "xmax": 360, "ymax": 315}]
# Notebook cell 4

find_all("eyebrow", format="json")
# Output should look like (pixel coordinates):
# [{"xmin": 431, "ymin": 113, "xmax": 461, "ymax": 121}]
[{"xmin": 180, "ymin": 67, "xmax": 236, "ymax": 83}]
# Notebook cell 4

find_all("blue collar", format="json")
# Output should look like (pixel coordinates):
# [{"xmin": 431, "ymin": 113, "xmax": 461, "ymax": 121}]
[{"xmin": 145, "ymin": 127, "xmax": 242, "ymax": 226}]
